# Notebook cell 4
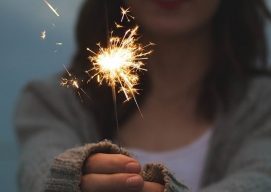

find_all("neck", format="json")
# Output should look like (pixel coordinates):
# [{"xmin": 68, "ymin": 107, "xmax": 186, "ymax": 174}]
[{"xmin": 145, "ymin": 27, "xmax": 214, "ymax": 105}]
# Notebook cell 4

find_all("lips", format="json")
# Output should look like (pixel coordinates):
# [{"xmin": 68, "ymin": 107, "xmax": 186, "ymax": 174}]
[{"xmin": 151, "ymin": 0, "xmax": 187, "ymax": 9}]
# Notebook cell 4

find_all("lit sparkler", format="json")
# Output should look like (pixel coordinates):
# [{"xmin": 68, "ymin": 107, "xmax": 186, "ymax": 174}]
[
  {"xmin": 57, "ymin": 5, "xmax": 152, "ymax": 115},
  {"xmin": 120, "ymin": 7, "xmax": 135, "ymax": 22},
  {"xmin": 43, "ymin": 0, "xmax": 60, "ymax": 17},
  {"xmin": 87, "ymin": 26, "xmax": 153, "ymax": 112}
]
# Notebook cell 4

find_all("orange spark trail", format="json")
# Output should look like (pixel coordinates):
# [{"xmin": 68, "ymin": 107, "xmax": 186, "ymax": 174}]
[
  {"xmin": 120, "ymin": 7, "xmax": 135, "ymax": 22},
  {"xmin": 43, "ymin": 0, "xmax": 60, "ymax": 17}
]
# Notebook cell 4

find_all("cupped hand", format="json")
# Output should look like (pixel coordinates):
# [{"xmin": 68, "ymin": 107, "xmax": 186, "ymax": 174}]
[
  {"xmin": 81, "ymin": 153, "xmax": 143, "ymax": 192},
  {"xmin": 81, "ymin": 153, "xmax": 164, "ymax": 192},
  {"xmin": 142, "ymin": 181, "xmax": 164, "ymax": 192}
]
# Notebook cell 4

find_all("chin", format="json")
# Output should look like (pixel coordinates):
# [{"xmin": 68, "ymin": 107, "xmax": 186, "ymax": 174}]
[
  {"xmin": 129, "ymin": 0, "xmax": 220, "ymax": 39},
  {"xmin": 140, "ymin": 18, "xmax": 210, "ymax": 40}
]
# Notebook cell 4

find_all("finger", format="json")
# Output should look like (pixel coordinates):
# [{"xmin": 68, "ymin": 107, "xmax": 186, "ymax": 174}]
[
  {"xmin": 84, "ymin": 153, "xmax": 141, "ymax": 174},
  {"xmin": 81, "ymin": 173, "xmax": 144, "ymax": 192},
  {"xmin": 141, "ymin": 181, "xmax": 164, "ymax": 192}
]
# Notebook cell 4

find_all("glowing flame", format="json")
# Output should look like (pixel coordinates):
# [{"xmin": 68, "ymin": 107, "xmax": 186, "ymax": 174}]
[
  {"xmin": 87, "ymin": 26, "xmax": 152, "ymax": 106},
  {"xmin": 59, "ymin": 5, "xmax": 153, "ymax": 114}
]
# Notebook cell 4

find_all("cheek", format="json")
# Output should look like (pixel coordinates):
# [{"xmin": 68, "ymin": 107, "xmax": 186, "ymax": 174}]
[{"xmin": 128, "ymin": 0, "xmax": 221, "ymax": 37}]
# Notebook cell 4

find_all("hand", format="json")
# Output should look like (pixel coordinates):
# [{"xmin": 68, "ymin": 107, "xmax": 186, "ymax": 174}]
[
  {"xmin": 142, "ymin": 181, "xmax": 164, "ymax": 192},
  {"xmin": 81, "ymin": 153, "xmax": 164, "ymax": 192},
  {"xmin": 81, "ymin": 153, "xmax": 143, "ymax": 192}
]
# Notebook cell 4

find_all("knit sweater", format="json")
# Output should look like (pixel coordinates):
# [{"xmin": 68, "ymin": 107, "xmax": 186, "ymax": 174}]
[{"xmin": 15, "ymin": 75, "xmax": 271, "ymax": 192}]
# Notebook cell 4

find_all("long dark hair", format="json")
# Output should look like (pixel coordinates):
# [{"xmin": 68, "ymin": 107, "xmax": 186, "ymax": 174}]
[{"xmin": 68, "ymin": 0, "xmax": 271, "ymax": 140}]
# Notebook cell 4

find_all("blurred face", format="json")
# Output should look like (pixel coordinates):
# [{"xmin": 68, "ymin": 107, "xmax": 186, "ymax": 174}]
[{"xmin": 128, "ymin": 0, "xmax": 221, "ymax": 39}]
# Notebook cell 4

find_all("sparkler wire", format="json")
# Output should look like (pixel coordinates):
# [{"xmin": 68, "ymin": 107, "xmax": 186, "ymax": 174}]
[{"xmin": 104, "ymin": 0, "xmax": 120, "ymax": 140}]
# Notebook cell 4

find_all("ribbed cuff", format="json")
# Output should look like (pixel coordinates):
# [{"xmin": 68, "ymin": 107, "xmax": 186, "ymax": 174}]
[
  {"xmin": 142, "ymin": 163, "xmax": 189, "ymax": 192},
  {"xmin": 45, "ymin": 140, "xmax": 188, "ymax": 192}
]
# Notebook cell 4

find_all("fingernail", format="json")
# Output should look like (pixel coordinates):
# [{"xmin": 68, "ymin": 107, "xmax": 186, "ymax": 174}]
[
  {"xmin": 126, "ymin": 175, "xmax": 143, "ymax": 189},
  {"xmin": 126, "ymin": 162, "xmax": 141, "ymax": 173}
]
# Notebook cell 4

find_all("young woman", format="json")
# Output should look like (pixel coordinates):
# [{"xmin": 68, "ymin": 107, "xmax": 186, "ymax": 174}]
[{"xmin": 15, "ymin": 0, "xmax": 271, "ymax": 192}]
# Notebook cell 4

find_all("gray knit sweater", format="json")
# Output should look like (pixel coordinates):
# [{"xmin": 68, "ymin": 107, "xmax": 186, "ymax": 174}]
[{"xmin": 15, "ymin": 76, "xmax": 271, "ymax": 192}]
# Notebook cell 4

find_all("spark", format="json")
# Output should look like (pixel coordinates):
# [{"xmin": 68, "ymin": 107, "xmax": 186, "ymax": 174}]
[
  {"xmin": 115, "ymin": 22, "xmax": 124, "ymax": 29},
  {"xmin": 43, "ymin": 0, "xmax": 60, "ymax": 17},
  {"xmin": 87, "ymin": 26, "xmax": 152, "ymax": 112},
  {"xmin": 120, "ymin": 7, "xmax": 135, "ymax": 22},
  {"xmin": 56, "ymin": 42, "xmax": 63, "ymax": 45},
  {"xmin": 40, "ymin": 30, "xmax": 46, "ymax": 40},
  {"xmin": 61, "ymin": 65, "xmax": 90, "ymax": 101}
]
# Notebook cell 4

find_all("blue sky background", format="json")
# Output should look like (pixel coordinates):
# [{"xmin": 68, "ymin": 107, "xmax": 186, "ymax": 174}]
[
  {"xmin": 0, "ymin": 0, "xmax": 83, "ymax": 191},
  {"xmin": 0, "ymin": 1, "xmax": 271, "ymax": 191}
]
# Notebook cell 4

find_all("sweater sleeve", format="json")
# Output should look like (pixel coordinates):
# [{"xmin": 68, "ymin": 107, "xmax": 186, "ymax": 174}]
[
  {"xmin": 200, "ymin": 78, "xmax": 271, "ymax": 192},
  {"xmin": 200, "ymin": 137, "xmax": 271, "ymax": 192},
  {"xmin": 15, "ymin": 79, "xmax": 99, "ymax": 192},
  {"xmin": 45, "ymin": 140, "xmax": 189, "ymax": 192},
  {"xmin": 201, "ymin": 129, "xmax": 271, "ymax": 191}
]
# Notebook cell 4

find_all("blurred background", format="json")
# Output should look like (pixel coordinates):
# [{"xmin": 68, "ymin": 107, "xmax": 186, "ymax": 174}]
[
  {"xmin": 0, "ymin": 0, "xmax": 83, "ymax": 191},
  {"xmin": 0, "ymin": 0, "xmax": 271, "ymax": 191}
]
